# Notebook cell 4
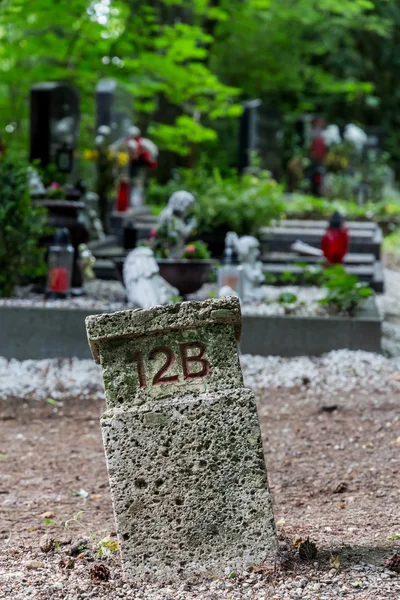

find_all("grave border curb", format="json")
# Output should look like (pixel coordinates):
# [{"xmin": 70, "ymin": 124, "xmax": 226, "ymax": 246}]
[{"xmin": 0, "ymin": 296, "xmax": 382, "ymax": 360}]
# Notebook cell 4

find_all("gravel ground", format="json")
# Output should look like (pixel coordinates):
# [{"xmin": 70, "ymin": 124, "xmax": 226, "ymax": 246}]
[
  {"xmin": 1, "ymin": 352, "xmax": 400, "ymax": 599},
  {"xmin": 1, "ymin": 267, "xmax": 400, "ymax": 598}
]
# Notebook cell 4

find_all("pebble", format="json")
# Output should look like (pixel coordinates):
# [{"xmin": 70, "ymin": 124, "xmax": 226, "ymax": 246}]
[{"xmin": 25, "ymin": 560, "xmax": 44, "ymax": 570}]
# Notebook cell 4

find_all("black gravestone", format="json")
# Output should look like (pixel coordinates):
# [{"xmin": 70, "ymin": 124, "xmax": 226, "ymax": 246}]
[
  {"xmin": 30, "ymin": 82, "xmax": 80, "ymax": 174},
  {"xmin": 258, "ymin": 105, "xmax": 283, "ymax": 180},
  {"xmin": 96, "ymin": 79, "xmax": 133, "ymax": 142},
  {"xmin": 238, "ymin": 99, "xmax": 262, "ymax": 174}
]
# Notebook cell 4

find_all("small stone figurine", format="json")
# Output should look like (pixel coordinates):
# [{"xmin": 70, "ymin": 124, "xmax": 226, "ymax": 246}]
[
  {"xmin": 228, "ymin": 233, "xmax": 264, "ymax": 301},
  {"xmin": 27, "ymin": 167, "xmax": 46, "ymax": 197},
  {"xmin": 123, "ymin": 246, "xmax": 178, "ymax": 308},
  {"xmin": 158, "ymin": 191, "xmax": 197, "ymax": 258}
]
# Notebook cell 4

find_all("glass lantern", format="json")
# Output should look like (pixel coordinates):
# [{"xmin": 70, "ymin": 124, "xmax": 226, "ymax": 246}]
[
  {"xmin": 46, "ymin": 228, "xmax": 74, "ymax": 299},
  {"xmin": 217, "ymin": 234, "xmax": 244, "ymax": 298}
]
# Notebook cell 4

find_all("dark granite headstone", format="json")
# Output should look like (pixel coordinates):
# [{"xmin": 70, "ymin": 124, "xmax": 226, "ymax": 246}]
[
  {"xmin": 96, "ymin": 79, "xmax": 133, "ymax": 142},
  {"xmin": 30, "ymin": 82, "xmax": 80, "ymax": 173},
  {"xmin": 258, "ymin": 106, "xmax": 283, "ymax": 179}
]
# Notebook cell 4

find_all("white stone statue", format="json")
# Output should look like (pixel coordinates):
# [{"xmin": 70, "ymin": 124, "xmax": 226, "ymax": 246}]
[
  {"xmin": 123, "ymin": 246, "xmax": 178, "ymax": 308},
  {"xmin": 27, "ymin": 167, "xmax": 46, "ymax": 197},
  {"xmin": 228, "ymin": 233, "xmax": 264, "ymax": 301},
  {"xmin": 158, "ymin": 191, "xmax": 197, "ymax": 258}
]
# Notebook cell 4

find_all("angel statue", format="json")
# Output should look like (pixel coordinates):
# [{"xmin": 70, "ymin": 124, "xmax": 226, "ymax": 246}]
[
  {"xmin": 157, "ymin": 191, "xmax": 197, "ymax": 258},
  {"xmin": 123, "ymin": 246, "xmax": 178, "ymax": 309},
  {"xmin": 227, "ymin": 233, "xmax": 264, "ymax": 301}
]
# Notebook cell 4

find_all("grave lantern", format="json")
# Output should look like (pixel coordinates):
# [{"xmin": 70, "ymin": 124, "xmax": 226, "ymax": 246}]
[
  {"xmin": 321, "ymin": 211, "xmax": 349, "ymax": 264},
  {"xmin": 46, "ymin": 228, "xmax": 74, "ymax": 299},
  {"xmin": 218, "ymin": 233, "xmax": 244, "ymax": 297}
]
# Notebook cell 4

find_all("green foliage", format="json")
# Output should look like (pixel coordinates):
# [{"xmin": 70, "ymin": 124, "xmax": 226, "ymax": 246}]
[
  {"xmin": 149, "ymin": 165, "xmax": 284, "ymax": 236},
  {"xmin": 278, "ymin": 292, "xmax": 297, "ymax": 305},
  {"xmin": 285, "ymin": 193, "xmax": 400, "ymax": 222},
  {"xmin": 280, "ymin": 270, "xmax": 298, "ymax": 284},
  {"xmin": 296, "ymin": 263, "xmax": 326, "ymax": 286},
  {"xmin": 319, "ymin": 265, "xmax": 372, "ymax": 316},
  {"xmin": 98, "ymin": 538, "xmax": 119, "ymax": 558},
  {"xmin": 182, "ymin": 240, "xmax": 211, "ymax": 259},
  {"xmin": 383, "ymin": 229, "xmax": 400, "ymax": 255},
  {"xmin": 0, "ymin": 0, "xmax": 240, "ymax": 156},
  {"xmin": 0, "ymin": 155, "xmax": 46, "ymax": 297},
  {"xmin": 264, "ymin": 272, "xmax": 277, "ymax": 285},
  {"xmin": 212, "ymin": 0, "xmax": 388, "ymax": 109},
  {"xmin": 38, "ymin": 163, "xmax": 67, "ymax": 188},
  {"xmin": 46, "ymin": 186, "xmax": 66, "ymax": 200},
  {"xmin": 141, "ymin": 221, "xmax": 211, "ymax": 259}
]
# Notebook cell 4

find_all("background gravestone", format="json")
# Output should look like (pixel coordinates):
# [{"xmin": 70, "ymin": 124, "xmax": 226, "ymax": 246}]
[
  {"xmin": 30, "ymin": 82, "xmax": 80, "ymax": 175},
  {"xmin": 96, "ymin": 79, "xmax": 133, "ymax": 142},
  {"xmin": 238, "ymin": 99, "xmax": 262, "ymax": 174},
  {"xmin": 86, "ymin": 297, "xmax": 276, "ymax": 581},
  {"xmin": 258, "ymin": 105, "xmax": 283, "ymax": 180}
]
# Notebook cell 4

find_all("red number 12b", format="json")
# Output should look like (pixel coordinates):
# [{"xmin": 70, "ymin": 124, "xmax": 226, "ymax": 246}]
[{"xmin": 129, "ymin": 342, "xmax": 210, "ymax": 389}]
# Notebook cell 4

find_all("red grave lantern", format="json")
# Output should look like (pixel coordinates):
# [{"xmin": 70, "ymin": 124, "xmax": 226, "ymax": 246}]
[{"xmin": 321, "ymin": 212, "xmax": 349, "ymax": 264}]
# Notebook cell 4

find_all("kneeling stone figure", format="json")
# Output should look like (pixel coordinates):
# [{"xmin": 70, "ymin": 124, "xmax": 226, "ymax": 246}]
[{"xmin": 123, "ymin": 246, "xmax": 178, "ymax": 308}]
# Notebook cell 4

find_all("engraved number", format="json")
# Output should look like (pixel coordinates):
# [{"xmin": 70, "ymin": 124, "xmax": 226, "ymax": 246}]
[
  {"xmin": 180, "ymin": 342, "xmax": 211, "ymax": 381},
  {"xmin": 130, "ymin": 351, "xmax": 147, "ymax": 388},
  {"xmin": 150, "ymin": 346, "xmax": 179, "ymax": 385},
  {"xmin": 129, "ymin": 343, "xmax": 211, "ymax": 389}
]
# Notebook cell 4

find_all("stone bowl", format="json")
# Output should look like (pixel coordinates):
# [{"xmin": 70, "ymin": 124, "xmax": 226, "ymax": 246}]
[
  {"xmin": 114, "ymin": 257, "xmax": 215, "ymax": 296},
  {"xmin": 157, "ymin": 259, "xmax": 215, "ymax": 296}
]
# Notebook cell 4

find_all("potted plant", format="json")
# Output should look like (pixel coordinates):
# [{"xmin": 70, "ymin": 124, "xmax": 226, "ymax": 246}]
[
  {"xmin": 115, "ymin": 191, "xmax": 215, "ymax": 296},
  {"xmin": 148, "ymin": 165, "xmax": 285, "ymax": 257}
]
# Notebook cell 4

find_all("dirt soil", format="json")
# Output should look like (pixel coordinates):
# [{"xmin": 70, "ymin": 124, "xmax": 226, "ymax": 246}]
[{"xmin": 0, "ymin": 385, "xmax": 399, "ymax": 599}]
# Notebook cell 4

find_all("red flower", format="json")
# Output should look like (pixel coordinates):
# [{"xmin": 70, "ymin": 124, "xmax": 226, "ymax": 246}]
[
  {"xmin": 50, "ymin": 182, "xmax": 60, "ymax": 189},
  {"xmin": 149, "ymin": 228, "xmax": 157, "ymax": 238},
  {"xmin": 185, "ymin": 244, "xmax": 195, "ymax": 254}
]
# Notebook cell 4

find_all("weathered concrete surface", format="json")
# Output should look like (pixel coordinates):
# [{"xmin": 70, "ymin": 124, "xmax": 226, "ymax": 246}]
[{"xmin": 86, "ymin": 297, "xmax": 276, "ymax": 581}]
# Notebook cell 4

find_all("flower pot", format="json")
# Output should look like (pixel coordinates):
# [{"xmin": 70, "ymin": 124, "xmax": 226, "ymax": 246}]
[
  {"xmin": 157, "ymin": 259, "xmax": 215, "ymax": 296},
  {"xmin": 113, "ymin": 257, "xmax": 215, "ymax": 296}
]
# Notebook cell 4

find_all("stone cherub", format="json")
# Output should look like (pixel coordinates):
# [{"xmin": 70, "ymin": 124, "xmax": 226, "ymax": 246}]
[
  {"xmin": 157, "ymin": 191, "xmax": 197, "ymax": 258},
  {"xmin": 123, "ymin": 246, "xmax": 178, "ymax": 309},
  {"xmin": 228, "ymin": 233, "xmax": 264, "ymax": 301}
]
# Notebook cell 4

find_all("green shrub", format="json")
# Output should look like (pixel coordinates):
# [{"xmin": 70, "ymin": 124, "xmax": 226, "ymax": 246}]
[
  {"xmin": 0, "ymin": 155, "xmax": 47, "ymax": 297},
  {"xmin": 319, "ymin": 265, "xmax": 372, "ymax": 316},
  {"xmin": 149, "ymin": 166, "xmax": 284, "ymax": 237},
  {"xmin": 182, "ymin": 240, "xmax": 211, "ymax": 259},
  {"xmin": 285, "ymin": 192, "xmax": 400, "ymax": 222}
]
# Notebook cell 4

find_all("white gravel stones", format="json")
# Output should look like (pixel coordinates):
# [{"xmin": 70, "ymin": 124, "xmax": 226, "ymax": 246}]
[
  {"xmin": 0, "ymin": 357, "xmax": 103, "ymax": 401},
  {"xmin": 1, "ymin": 349, "xmax": 400, "ymax": 402},
  {"xmin": 0, "ymin": 279, "xmax": 127, "ymax": 312},
  {"xmin": 241, "ymin": 349, "xmax": 400, "ymax": 397}
]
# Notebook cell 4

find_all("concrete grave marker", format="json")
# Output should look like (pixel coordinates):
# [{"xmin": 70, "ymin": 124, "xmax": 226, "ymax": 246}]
[{"xmin": 86, "ymin": 297, "xmax": 276, "ymax": 581}]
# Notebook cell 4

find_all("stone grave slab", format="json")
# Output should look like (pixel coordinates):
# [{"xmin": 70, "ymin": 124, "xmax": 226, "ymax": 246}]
[
  {"xmin": 260, "ymin": 254, "xmax": 384, "ymax": 293},
  {"xmin": 260, "ymin": 220, "xmax": 382, "ymax": 259},
  {"xmin": 86, "ymin": 297, "xmax": 276, "ymax": 581}
]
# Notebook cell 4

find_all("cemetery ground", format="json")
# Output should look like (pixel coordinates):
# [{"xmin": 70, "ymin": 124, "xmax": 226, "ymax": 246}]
[{"xmin": 1, "ymin": 350, "xmax": 400, "ymax": 599}]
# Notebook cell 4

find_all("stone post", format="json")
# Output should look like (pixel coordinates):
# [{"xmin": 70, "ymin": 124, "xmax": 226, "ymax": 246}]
[{"xmin": 86, "ymin": 297, "xmax": 276, "ymax": 581}]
